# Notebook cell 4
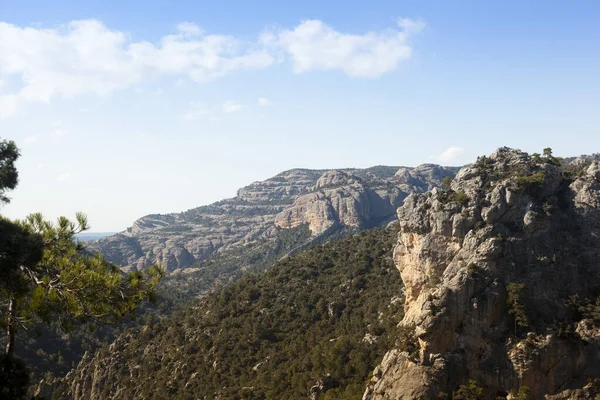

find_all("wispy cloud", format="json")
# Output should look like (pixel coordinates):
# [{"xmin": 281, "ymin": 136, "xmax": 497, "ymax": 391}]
[
  {"xmin": 23, "ymin": 135, "xmax": 40, "ymax": 144},
  {"xmin": 0, "ymin": 18, "xmax": 423, "ymax": 118},
  {"xmin": 176, "ymin": 22, "xmax": 203, "ymax": 37},
  {"xmin": 222, "ymin": 101, "xmax": 244, "ymax": 113},
  {"xmin": 182, "ymin": 100, "xmax": 247, "ymax": 120},
  {"xmin": 56, "ymin": 172, "xmax": 71, "ymax": 181},
  {"xmin": 436, "ymin": 146, "xmax": 466, "ymax": 163},
  {"xmin": 257, "ymin": 97, "xmax": 273, "ymax": 107},
  {"xmin": 53, "ymin": 128, "xmax": 71, "ymax": 137},
  {"xmin": 181, "ymin": 102, "xmax": 214, "ymax": 121}
]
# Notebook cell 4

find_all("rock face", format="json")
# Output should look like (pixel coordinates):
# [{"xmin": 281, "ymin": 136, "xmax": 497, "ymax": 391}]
[
  {"xmin": 90, "ymin": 165, "xmax": 459, "ymax": 271},
  {"xmin": 364, "ymin": 148, "xmax": 600, "ymax": 399}
]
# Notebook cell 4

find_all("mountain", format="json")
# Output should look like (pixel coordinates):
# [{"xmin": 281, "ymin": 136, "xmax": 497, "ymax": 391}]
[
  {"xmin": 56, "ymin": 148, "xmax": 600, "ymax": 400},
  {"xmin": 12, "ymin": 163, "xmax": 458, "ymax": 392},
  {"xmin": 89, "ymin": 164, "xmax": 459, "ymax": 272},
  {"xmin": 364, "ymin": 148, "xmax": 600, "ymax": 399}
]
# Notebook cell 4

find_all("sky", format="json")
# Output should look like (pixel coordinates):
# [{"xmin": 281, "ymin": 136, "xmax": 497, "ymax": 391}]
[{"xmin": 0, "ymin": 0, "xmax": 599, "ymax": 232}]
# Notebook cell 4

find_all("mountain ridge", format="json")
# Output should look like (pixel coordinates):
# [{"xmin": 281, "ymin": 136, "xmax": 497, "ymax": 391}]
[
  {"xmin": 44, "ymin": 148, "xmax": 600, "ymax": 399},
  {"xmin": 89, "ymin": 164, "xmax": 460, "ymax": 272}
]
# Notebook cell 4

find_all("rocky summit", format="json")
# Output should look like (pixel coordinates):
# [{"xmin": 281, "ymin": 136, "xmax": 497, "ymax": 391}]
[
  {"xmin": 89, "ymin": 164, "xmax": 459, "ymax": 272},
  {"xmin": 364, "ymin": 148, "xmax": 600, "ymax": 399}
]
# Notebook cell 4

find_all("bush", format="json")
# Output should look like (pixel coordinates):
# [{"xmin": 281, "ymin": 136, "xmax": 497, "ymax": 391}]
[
  {"xmin": 511, "ymin": 385, "xmax": 531, "ymax": 400},
  {"xmin": 454, "ymin": 192, "xmax": 470, "ymax": 207},
  {"xmin": 452, "ymin": 380, "xmax": 483, "ymax": 400},
  {"xmin": 514, "ymin": 171, "xmax": 545, "ymax": 187}
]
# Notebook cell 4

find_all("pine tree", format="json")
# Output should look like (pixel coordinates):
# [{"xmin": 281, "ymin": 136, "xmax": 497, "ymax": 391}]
[{"xmin": 0, "ymin": 138, "xmax": 164, "ymax": 397}]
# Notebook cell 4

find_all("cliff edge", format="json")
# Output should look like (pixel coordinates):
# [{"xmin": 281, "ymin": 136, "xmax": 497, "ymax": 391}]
[{"xmin": 364, "ymin": 148, "xmax": 600, "ymax": 399}]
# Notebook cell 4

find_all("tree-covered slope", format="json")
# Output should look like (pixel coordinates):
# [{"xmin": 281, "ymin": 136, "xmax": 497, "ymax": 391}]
[
  {"xmin": 15, "ymin": 225, "xmax": 313, "ymax": 387},
  {"xmin": 58, "ymin": 226, "xmax": 405, "ymax": 400}
]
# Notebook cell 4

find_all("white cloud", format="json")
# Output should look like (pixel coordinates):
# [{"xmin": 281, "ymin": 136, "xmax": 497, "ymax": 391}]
[
  {"xmin": 182, "ymin": 100, "xmax": 246, "ymax": 120},
  {"xmin": 37, "ymin": 163, "xmax": 47, "ymax": 168},
  {"xmin": 56, "ymin": 172, "xmax": 71, "ymax": 181},
  {"xmin": 176, "ymin": 22, "xmax": 203, "ymax": 37},
  {"xmin": 397, "ymin": 18, "xmax": 426, "ymax": 34},
  {"xmin": 437, "ymin": 146, "xmax": 465, "ymax": 163},
  {"xmin": 0, "ymin": 18, "xmax": 424, "ymax": 117},
  {"xmin": 263, "ymin": 18, "xmax": 423, "ymax": 78},
  {"xmin": 0, "ymin": 20, "xmax": 274, "ymax": 117},
  {"xmin": 52, "ymin": 119, "xmax": 63, "ymax": 127},
  {"xmin": 23, "ymin": 135, "xmax": 40, "ymax": 143},
  {"xmin": 53, "ymin": 128, "xmax": 70, "ymax": 136},
  {"xmin": 257, "ymin": 97, "xmax": 272, "ymax": 107},
  {"xmin": 181, "ymin": 102, "xmax": 213, "ymax": 121},
  {"xmin": 222, "ymin": 101, "xmax": 244, "ymax": 113}
]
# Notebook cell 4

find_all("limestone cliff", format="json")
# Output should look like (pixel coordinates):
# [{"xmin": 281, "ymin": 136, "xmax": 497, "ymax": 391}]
[
  {"xmin": 364, "ymin": 148, "xmax": 600, "ymax": 399},
  {"xmin": 90, "ymin": 165, "xmax": 458, "ymax": 272}
]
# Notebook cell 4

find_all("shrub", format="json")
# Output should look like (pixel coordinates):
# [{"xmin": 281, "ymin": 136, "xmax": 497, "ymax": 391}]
[
  {"xmin": 442, "ymin": 176, "xmax": 453, "ymax": 190},
  {"xmin": 454, "ymin": 192, "xmax": 470, "ymax": 207},
  {"xmin": 452, "ymin": 380, "xmax": 484, "ymax": 400},
  {"xmin": 511, "ymin": 385, "xmax": 531, "ymax": 400},
  {"xmin": 507, "ymin": 282, "xmax": 529, "ymax": 333}
]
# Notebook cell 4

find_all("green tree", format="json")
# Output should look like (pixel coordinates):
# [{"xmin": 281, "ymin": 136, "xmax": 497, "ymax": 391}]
[
  {"xmin": 2, "ymin": 213, "xmax": 164, "ymax": 356},
  {"xmin": 512, "ymin": 385, "xmax": 530, "ymax": 400},
  {"xmin": 0, "ymin": 139, "xmax": 164, "ymax": 397},
  {"xmin": 0, "ymin": 139, "xmax": 19, "ymax": 204},
  {"xmin": 541, "ymin": 147, "xmax": 560, "ymax": 166},
  {"xmin": 452, "ymin": 380, "xmax": 483, "ymax": 400},
  {"xmin": 442, "ymin": 176, "xmax": 453, "ymax": 190},
  {"xmin": 507, "ymin": 282, "xmax": 528, "ymax": 333}
]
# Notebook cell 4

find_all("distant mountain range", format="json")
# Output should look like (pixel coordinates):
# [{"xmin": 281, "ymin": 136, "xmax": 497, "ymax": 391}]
[
  {"xmin": 88, "ymin": 164, "xmax": 460, "ymax": 272},
  {"xmin": 75, "ymin": 232, "xmax": 115, "ymax": 242}
]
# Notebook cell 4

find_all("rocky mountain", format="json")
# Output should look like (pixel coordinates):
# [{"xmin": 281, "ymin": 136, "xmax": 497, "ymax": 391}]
[
  {"xmin": 364, "ymin": 148, "xmax": 600, "ymax": 399},
  {"xmin": 13, "ymin": 164, "xmax": 458, "ymax": 393},
  {"xmin": 47, "ymin": 147, "xmax": 600, "ymax": 399},
  {"xmin": 90, "ymin": 164, "xmax": 459, "ymax": 272}
]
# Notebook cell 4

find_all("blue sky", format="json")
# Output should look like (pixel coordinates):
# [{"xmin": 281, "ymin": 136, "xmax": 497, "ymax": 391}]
[{"xmin": 1, "ymin": 0, "xmax": 599, "ymax": 231}]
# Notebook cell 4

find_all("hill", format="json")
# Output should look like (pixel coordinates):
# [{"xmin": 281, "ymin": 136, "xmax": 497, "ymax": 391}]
[{"xmin": 55, "ymin": 227, "xmax": 404, "ymax": 399}]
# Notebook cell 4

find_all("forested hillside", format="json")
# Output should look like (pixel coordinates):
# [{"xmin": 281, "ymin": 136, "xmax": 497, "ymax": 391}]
[{"xmin": 57, "ymin": 226, "xmax": 404, "ymax": 400}]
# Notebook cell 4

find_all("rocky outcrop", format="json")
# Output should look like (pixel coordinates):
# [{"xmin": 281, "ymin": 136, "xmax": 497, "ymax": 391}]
[
  {"xmin": 275, "ymin": 171, "xmax": 396, "ymax": 234},
  {"xmin": 90, "ymin": 165, "xmax": 458, "ymax": 272},
  {"xmin": 364, "ymin": 148, "xmax": 600, "ymax": 399}
]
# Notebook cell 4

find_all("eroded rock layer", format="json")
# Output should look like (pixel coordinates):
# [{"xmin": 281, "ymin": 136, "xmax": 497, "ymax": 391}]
[
  {"xmin": 364, "ymin": 148, "xmax": 600, "ymax": 399},
  {"xmin": 90, "ymin": 165, "xmax": 458, "ymax": 271}
]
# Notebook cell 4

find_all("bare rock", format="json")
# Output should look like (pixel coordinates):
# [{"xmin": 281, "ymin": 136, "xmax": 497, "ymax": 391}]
[
  {"xmin": 366, "ymin": 147, "xmax": 600, "ymax": 399},
  {"xmin": 90, "ymin": 165, "xmax": 458, "ymax": 272}
]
